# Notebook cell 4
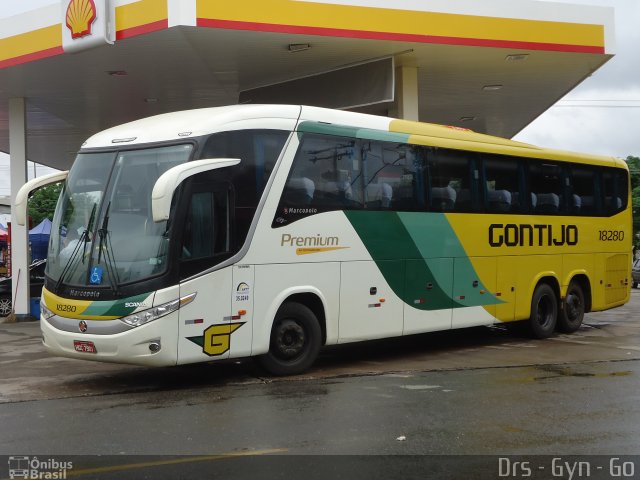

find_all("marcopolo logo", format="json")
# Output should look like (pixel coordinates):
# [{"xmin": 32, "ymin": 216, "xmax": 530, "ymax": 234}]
[
  {"xmin": 8, "ymin": 456, "xmax": 73, "ymax": 479},
  {"xmin": 283, "ymin": 207, "xmax": 318, "ymax": 215}
]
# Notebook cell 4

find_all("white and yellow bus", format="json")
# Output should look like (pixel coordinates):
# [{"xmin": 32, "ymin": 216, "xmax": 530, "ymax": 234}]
[{"xmin": 21, "ymin": 105, "xmax": 632, "ymax": 375}]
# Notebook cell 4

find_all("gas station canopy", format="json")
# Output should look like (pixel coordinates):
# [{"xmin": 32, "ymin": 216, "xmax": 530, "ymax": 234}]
[{"xmin": 0, "ymin": 0, "xmax": 615, "ymax": 171}]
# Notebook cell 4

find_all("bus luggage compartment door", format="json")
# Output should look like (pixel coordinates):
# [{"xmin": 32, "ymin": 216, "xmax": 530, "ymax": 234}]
[
  {"xmin": 403, "ymin": 258, "xmax": 453, "ymax": 335},
  {"xmin": 338, "ymin": 260, "xmax": 403, "ymax": 343},
  {"xmin": 452, "ymin": 257, "xmax": 498, "ymax": 329}
]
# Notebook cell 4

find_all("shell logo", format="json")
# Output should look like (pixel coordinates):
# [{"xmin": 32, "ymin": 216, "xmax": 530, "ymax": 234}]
[{"xmin": 65, "ymin": 0, "xmax": 98, "ymax": 39}]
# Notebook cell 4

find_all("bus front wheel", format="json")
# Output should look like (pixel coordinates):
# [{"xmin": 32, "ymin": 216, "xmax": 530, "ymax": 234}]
[
  {"xmin": 258, "ymin": 302, "xmax": 321, "ymax": 376},
  {"xmin": 528, "ymin": 283, "xmax": 558, "ymax": 339},
  {"xmin": 557, "ymin": 281, "xmax": 585, "ymax": 333}
]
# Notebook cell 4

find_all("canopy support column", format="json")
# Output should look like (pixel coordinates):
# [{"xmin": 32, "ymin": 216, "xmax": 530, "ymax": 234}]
[
  {"xmin": 9, "ymin": 97, "xmax": 30, "ymax": 320},
  {"xmin": 395, "ymin": 66, "xmax": 419, "ymax": 121}
]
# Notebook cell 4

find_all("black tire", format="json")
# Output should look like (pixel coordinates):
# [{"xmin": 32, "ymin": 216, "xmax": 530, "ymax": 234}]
[
  {"xmin": 0, "ymin": 295, "xmax": 11, "ymax": 317},
  {"xmin": 633, "ymin": 282, "xmax": 638, "ymax": 289},
  {"xmin": 557, "ymin": 281, "xmax": 585, "ymax": 333},
  {"xmin": 258, "ymin": 302, "xmax": 322, "ymax": 376},
  {"xmin": 528, "ymin": 283, "xmax": 558, "ymax": 339}
]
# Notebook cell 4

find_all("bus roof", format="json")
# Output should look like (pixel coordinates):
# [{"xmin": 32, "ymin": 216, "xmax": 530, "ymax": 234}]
[
  {"xmin": 82, "ymin": 104, "xmax": 624, "ymax": 170},
  {"xmin": 83, "ymin": 105, "xmax": 303, "ymax": 149}
]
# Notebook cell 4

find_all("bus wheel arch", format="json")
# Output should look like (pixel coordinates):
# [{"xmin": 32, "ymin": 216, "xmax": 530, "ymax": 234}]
[
  {"xmin": 283, "ymin": 292, "xmax": 327, "ymax": 345},
  {"xmin": 257, "ymin": 292, "xmax": 326, "ymax": 376},
  {"xmin": 558, "ymin": 275, "xmax": 589, "ymax": 333},
  {"xmin": 528, "ymin": 277, "xmax": 560, "ymax": 339}
]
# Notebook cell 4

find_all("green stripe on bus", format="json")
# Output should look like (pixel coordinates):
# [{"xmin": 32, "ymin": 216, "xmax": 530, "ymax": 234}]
[
  {"xmin": 344, "ymin": 211, "xmax": 501, "ymax": 310},
  {"xmin": 81, "ymin": 293, "xmax": 152, "ymax": 318},
  {"xmin": 297, "ymin": 121, "xmax": 410, "ymax": 143},
  {"xmin": 398, "ymin": 212, "xmax": 502, "ymax": 308}
]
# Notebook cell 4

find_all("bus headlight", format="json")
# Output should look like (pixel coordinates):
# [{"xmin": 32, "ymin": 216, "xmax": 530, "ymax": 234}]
[
  {"xmin": 40, "ymin": 299, "xmax": 55, "ymax": 320},
  {"xmin": 120, "ymin": 293, "xmax": 196, "ymax": 327}
]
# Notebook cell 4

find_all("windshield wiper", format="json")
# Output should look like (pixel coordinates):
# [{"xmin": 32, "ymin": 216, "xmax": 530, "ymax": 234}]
[
  {"xmin": 97, "ymin": 201, "xmax": 120, "ymax": 294},
  {"xmin": 97, "ymin": 201, "xmax": 110, "ymax": 266},
  {"xmin": 55, "ymin": 202, "xmax": 97, "ymax": 291}
]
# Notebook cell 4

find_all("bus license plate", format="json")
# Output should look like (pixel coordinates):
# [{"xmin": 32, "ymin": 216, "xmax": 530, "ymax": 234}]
[{"xmin": 74, "ymin": 340, "xmax": 97, "ymax": 354}]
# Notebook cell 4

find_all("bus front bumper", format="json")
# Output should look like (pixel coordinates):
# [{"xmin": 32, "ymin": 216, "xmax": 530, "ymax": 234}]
[{"xmin": 40, "ymin": 313, "xmax": 179, "ymax": 367}]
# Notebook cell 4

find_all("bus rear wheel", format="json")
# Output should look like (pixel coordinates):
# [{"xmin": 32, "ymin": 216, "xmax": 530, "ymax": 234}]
[
  {"xmin": 528, "ymin": 283, "xmax": 557, "ymax": 339},
  {"xmin": 557, "ymin": 281, "xmax": 585, "ymax": 333},
  {"xmin": 258, "ymin": 302, "xmax": 321, "ymax": 376}
]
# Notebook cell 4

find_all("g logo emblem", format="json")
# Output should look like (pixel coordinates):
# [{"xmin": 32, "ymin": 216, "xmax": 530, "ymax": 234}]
[
  {"xmin": 202, "ymin": 323, "xmax": 243, "ymax": 356},
  {"xmin": 79, "ymin": 320, "xmax": 88, "ymax": 333}
]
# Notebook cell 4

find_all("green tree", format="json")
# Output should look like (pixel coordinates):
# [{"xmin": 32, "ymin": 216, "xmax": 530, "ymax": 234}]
[
  {"xmin": 27, "ymin": 183, "xmax": 62, "ymax": 227},
  {"xmin": 628, "ymin": 155, "xmax": 640, "ymax": 188},
  {"xmin": 626, "ymin": 156, "xmax": 640, "ymax": 252}
]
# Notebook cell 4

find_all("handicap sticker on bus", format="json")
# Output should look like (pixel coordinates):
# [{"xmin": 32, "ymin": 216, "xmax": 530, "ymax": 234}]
[{"xmin": 89, "ymin": 266, "xmax": 103, "ymax": 285}]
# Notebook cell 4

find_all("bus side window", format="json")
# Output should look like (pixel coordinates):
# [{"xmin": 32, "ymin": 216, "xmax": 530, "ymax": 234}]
[
  {"xmin": 568, "ymin": 165, "xmax": 598, "ymax": 216},
  {"xmin": 201, "ymin": 130, "xmax": 288, "ymax": 210},
  {"xmin": 282, "ymin": 133, "xmax": 362, "ymax": 210},
  {"xmin": 363, "ymin": 142, "xmax": 420, "ymax": 211},
  {"xmin": 603, "ymin": 168, "xmax": 628, "ymax": 216},
  {"xmin": 181, "ymin": 188, "xmax": 231, "ymax": 261},
  {"xmin": 483, "ymin": 156, "xmax": 520, "ymax": 213},
  {"xmin": 529, "ymin": 161, "xmax": 565, "ymax": 215},
  {"xmin": 426, "ymin": 148, "xmax": 474, "ymax": 212},
  {"xmin": 283, "ymin": 177, "xmax": 315, "ymax": 205},
  {"xmin": 202, "ymin": 129, "xmax": 289, "ymax": 244}
]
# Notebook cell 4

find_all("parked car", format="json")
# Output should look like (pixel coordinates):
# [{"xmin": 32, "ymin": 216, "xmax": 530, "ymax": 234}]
[
  {"xmin": 633, "ymin": 259, "xmax": 640, "ymax": 289},
  {"xmin": 0, "ymin": 259, "xmax": 46, "ymax": 317}
]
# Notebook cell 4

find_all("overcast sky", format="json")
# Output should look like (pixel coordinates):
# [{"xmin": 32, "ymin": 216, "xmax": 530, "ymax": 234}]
[
  {"xmin": 514, "ymin": 0, "xmax": 640, "ymax": 158},
  {"xmin": 0, "ymin": 0, "xmax": 638, "ymax": 198}
]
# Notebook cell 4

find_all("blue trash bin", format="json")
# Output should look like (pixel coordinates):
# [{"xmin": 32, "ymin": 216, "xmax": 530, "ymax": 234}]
[{"xmin": 30, "ymin": 298, "xmax": 41, "ymax": 319}]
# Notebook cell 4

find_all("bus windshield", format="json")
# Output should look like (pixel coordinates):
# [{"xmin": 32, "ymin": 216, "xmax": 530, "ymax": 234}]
[{"xmin": 47, "ymin": 144, "xmax": 193, "ymax": 288}]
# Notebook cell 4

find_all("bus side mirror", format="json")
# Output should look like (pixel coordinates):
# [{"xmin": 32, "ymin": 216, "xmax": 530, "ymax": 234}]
[
  {"xmin": 151, "ymin": 158, "xmax": 241, "ymax": 222},
  {"xmin": 15, "ymin": 171, "xmax": 69, "ymax": 226}
]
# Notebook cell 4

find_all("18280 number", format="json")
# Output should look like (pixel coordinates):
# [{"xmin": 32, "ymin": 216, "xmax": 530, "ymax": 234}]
[
  {"xmin": 598, "ymin": 230, "xmax": 624, "ymax": 241},
  {"xmin": 57, "ymin": 304, "xmax": 77, "ymax": 312}
]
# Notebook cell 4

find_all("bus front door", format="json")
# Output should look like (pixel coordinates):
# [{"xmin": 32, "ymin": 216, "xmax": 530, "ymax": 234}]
[{"xmin": 177, "ymin": 269, "xmax": 233, "ymax": 364}]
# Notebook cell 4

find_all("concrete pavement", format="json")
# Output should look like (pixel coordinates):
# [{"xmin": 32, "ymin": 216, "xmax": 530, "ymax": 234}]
[{"xmin": 1, "ymin": 290, "xmax": 639, "ymax": 404}]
